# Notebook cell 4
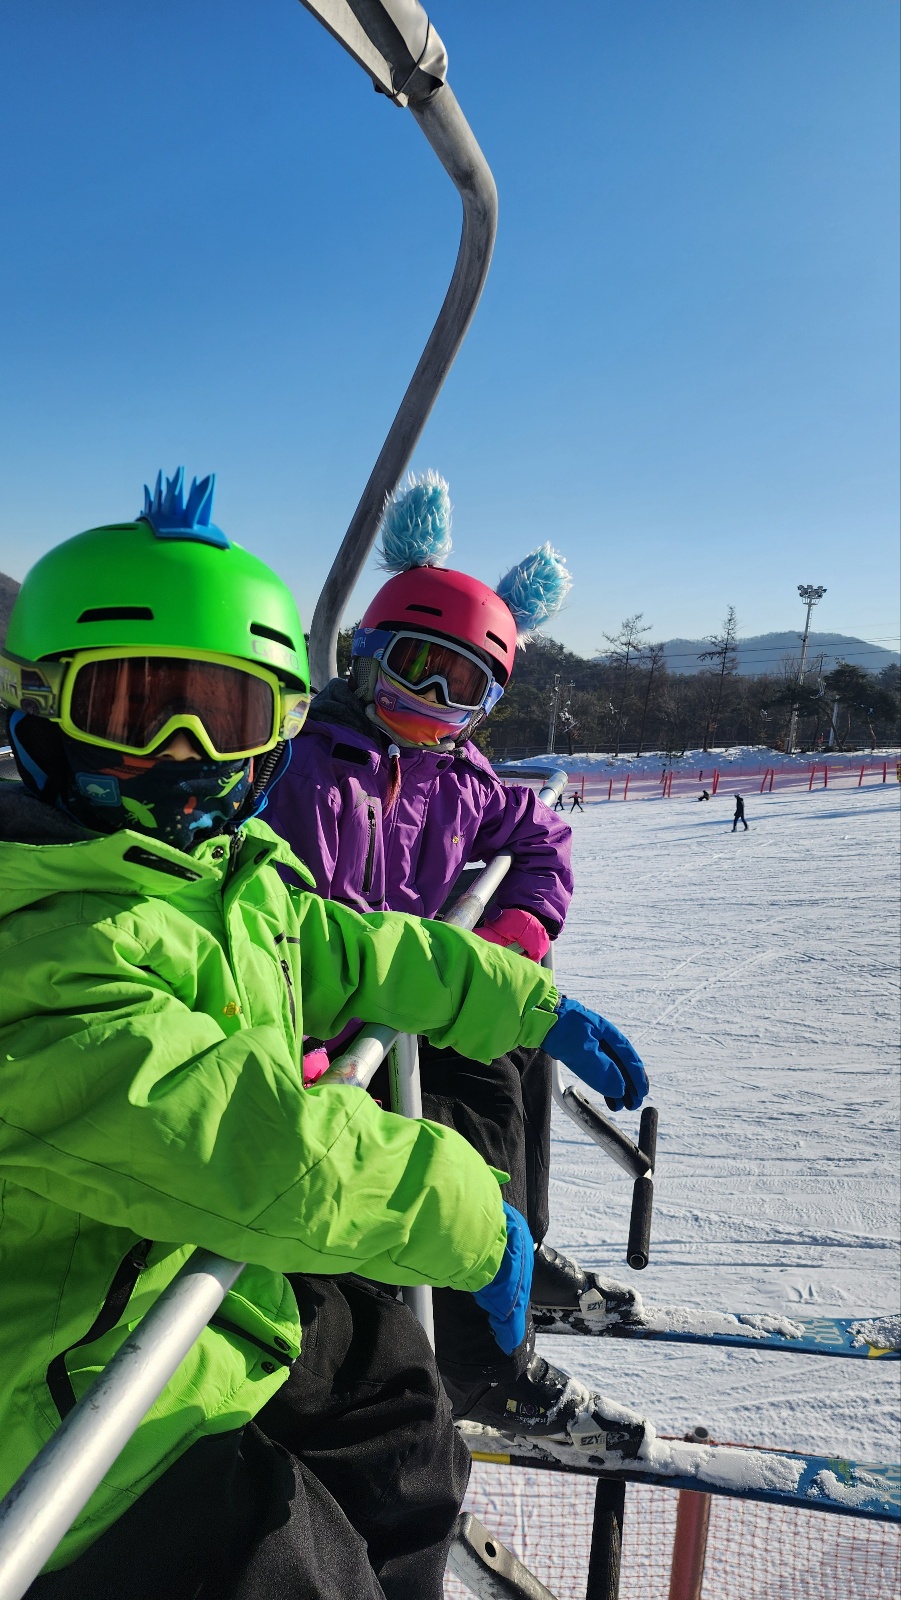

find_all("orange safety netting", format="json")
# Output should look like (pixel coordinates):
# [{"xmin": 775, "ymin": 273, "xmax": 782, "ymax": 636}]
[{"xmin": 444, "ymin": 1462, "xmax": 901, "ymax": 1599}]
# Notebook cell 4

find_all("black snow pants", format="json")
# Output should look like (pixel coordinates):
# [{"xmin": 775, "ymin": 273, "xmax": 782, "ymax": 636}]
[
  {"xmin": 27, "ymin": 1277, "xmax": 468, "ymax": 1600},
  {"xmin": 419, "ymin": 1041, "xmax": 553, "ymax": 1386}
]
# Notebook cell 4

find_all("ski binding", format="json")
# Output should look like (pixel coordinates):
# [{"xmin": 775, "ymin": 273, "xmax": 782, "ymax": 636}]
[{"xmin": 459, "ymin": 1421, "xmax": 901, "ymax": 1522}]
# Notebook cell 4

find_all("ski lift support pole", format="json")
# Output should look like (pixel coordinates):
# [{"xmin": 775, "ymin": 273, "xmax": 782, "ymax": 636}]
[{"xmin": 301, "ymin": 0, "xmax": 499, "ymax": 692}]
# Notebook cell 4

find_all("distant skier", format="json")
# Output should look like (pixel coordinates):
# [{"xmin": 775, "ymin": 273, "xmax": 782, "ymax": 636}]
[
  {"xmin": 698, "ymin": 789, "xmax": 711, "ymax": 801},
  {"xmin": 569, "ymin": 791, "xmax": 584, "ymax": 812},
  {"xmin": 553, "ymin": 792, "xmax": 565, "ymax": 811},
  {"xmin": 266, "ymin": 473, "xmax": 649, "ymax": 1463},
  {"xmin": 732, "ymin": 794, "xmax": 748, "ymax": 830}
]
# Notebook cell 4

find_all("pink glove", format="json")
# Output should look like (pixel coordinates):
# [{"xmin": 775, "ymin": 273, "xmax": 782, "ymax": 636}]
[
  {"xmin": 477, "ymin": 907, "xmax": 551, "ymax": 963},
  {"xmin": 302, "ymin": 1047, "xmax": 331, "ymax": 1087}
]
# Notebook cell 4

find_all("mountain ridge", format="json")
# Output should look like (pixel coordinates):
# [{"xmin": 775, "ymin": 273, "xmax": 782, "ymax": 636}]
[{"xmin": 622, "ymin": 631, "xmax": 899, "ymax": 677}]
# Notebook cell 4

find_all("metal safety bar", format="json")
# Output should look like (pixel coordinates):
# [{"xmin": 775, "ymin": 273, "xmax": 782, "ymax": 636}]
[
  {"xmin": 494, "ymin": 769, "xmax": 658, "ymax": 1273},
  {"xmin": 0, "ymin": 1254, "xmax": 245, "ymax": 1600},
  {"xmin": 319, "ymin": 767, "xmax": 568, "ymax": 1341}
]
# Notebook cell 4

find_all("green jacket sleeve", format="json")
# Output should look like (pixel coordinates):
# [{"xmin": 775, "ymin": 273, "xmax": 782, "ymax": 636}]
[
  {"xmin": 0, "ymin": 902, "xmax": 554, "ymax": 1292},
  {"xmin": 295, "ymin": 892, "xmax": 558, "ymax": 1063}
]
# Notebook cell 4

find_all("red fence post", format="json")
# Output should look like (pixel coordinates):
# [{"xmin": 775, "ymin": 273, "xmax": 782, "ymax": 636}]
[
  {"xmin": 711, "ymin": 770, "xmax": 719, "ymax": 795},
  {"xmin": 858, "ymin": 764, "xmax": 865, "ymax": 787},
  {"xmin": 623, "ymin": 774, "xmax": 631, "ymax": 800},
  {"xmin": 808, "ymin": 765, "xmax": 816, "ymax": 791},
  {"xmin": 607, "ymin": 778, "xmax": 613, "ymax": 801},
  {"xmin": 883, "ymin": 761, "xmax": 888, "ymax": 783},
  {"xmin": 667, "ymin": 1489, "xmax": 712, "ymax": 1600},
  {"xmin": 823, "ymin": 765, "xmax": 828, "ymax": 787}
]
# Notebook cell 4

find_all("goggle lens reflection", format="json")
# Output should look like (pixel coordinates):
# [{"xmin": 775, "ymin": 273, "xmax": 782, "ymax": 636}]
[{"xmin": 68, "ymin": 656, "xmax": 276, "ymax": 755}]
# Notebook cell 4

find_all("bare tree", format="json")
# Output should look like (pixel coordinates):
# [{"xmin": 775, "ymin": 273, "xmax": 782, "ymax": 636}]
[
  {"xmin": 635, "ymin": 641, "xmax": 666, "ymax": 756},
  {"xmin": 698, "ymin": 606, "xmax": 739, "ymax": 752},
  {"xmin": 601, "ymin": 614, "xmax": 652, "ymax": 755}
]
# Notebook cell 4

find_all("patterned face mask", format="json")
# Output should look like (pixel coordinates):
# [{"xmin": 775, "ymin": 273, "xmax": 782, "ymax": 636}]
[
  {"xmin": 58, "ymin": 734, "xmax": 253, "ymax": 851},
  {"xmin": 370, "ymin": 669, "xmax": 474, "ymax": 748}
]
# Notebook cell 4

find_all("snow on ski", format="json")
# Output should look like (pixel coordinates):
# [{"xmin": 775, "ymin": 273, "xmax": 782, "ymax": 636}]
[
  {"xmin": 458, "ymin": 1422, "xmax": 901, "ymax": 1522},
  {"xmin": 532, "ymin": 1304, "xmax": 901, "ymax": 1359}
]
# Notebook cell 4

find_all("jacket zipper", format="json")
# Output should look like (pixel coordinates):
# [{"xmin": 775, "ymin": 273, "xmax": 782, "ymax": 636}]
[
  {"xmin": 273, "ymin": 933, "xmax": 296, "ymax": 1032},
  {"xmin": 362, "ymin": 804, "xmax": 376, "ymax": 895},
  {"xmin": 46, "ymin": 1239, "xmax": 152, "ymax": 1420},
  {"xmin": 279, "ymin": 958, "xmax": 296, "ymax": 1031}
]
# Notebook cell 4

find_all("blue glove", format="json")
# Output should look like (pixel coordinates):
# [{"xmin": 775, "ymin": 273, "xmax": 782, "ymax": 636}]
[
  {"xmin": 473, "ymin": 1202, "xmax": 534, "ymax": 1355},
  {"xmin": 544, "ymin": 996, "xmax": 649, "ymax": 1112}
]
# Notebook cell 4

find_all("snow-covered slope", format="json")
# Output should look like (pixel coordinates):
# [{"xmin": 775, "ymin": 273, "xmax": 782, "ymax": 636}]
[{"xmin": 539, "ymin": 782, "xmax": 900, "ymax": 1460}]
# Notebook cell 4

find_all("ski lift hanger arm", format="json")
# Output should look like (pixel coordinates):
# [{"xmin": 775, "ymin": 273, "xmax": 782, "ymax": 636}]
[{"xmin": 299, "ymin": 1, "xmax": 499, "ymax": 691}]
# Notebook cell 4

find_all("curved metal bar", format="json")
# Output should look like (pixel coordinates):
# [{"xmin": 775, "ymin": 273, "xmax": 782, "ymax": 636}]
[
  {"xmin": 308, "ymin": 81, "xmax": 498, "ymax": 689},
  {"xmin": 0, "ymin": 1253, "xmax": 245, "ymax": 1600}
]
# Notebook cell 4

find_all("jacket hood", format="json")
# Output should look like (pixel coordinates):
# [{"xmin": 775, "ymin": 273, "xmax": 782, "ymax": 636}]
[{"xmin": 0, "ymin": 779, "xmax": 313, "ymax": 920}]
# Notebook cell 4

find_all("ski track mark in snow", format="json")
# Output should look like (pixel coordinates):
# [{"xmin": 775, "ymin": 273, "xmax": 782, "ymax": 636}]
[
  {"xmin": 648, "ymin": 947, "xmax": 781, "ymax": 1028},
  {"xmin": 545, "ymin": 785, "xmax": 901, "ymax": 1460}
]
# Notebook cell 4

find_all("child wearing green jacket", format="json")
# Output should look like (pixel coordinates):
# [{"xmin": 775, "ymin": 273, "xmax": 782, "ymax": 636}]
[{"xmin": 0, "ymin": 472, "xmax": 647, "ymax": 1599}]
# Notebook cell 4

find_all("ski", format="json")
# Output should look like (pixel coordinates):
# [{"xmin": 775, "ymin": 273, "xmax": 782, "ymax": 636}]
[
  {"xmin": 532, "ymin": 1301, "xmax": 901, "ymax": 1360},
  {"xmin": 458, "ymin": 1423, "xmax": 901, "ymax": 1523}
]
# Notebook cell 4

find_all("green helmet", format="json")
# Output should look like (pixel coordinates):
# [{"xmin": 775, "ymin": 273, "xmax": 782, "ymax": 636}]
[{"xmin": 3, "ymin": 469, "xmax": 309, "ymax": 691}]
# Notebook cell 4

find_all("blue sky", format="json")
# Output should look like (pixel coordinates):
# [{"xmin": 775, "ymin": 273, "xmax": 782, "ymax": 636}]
[{"xmin": 1, "ymin": 0, "xmax": 898, "ymax": 660}]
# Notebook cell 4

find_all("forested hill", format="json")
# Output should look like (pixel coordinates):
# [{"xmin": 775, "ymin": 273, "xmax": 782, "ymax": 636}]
[{"xmin": 332, "ymin": 627, "xmax": 901, "ymax": 759}]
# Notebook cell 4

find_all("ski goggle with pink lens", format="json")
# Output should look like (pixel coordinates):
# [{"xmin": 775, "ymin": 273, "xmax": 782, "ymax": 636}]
[{"xmin": 352, "ymin": 628, "xmax": 505, "ymax": 715}]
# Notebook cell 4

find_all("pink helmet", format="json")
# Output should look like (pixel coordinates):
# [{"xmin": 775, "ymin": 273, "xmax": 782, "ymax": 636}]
[
  {"xmin": 352, "ymin": 472, "xmax": 571, "ymax": 697},
  {"xmin": 360, "ymin": 566, "xmax": 518, "ymax": 683}
]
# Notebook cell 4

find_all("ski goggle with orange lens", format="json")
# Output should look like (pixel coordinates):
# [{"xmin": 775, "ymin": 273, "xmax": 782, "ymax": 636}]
[
  {"xmin": 352, "ymin": 628, "xmax": 504, "ymax": 715},
  {"xmin": 0, "ymin": 646, "xmax": 310, "ymax": 759}
]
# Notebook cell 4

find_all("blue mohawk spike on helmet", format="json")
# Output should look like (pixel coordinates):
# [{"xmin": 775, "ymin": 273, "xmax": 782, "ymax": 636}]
[
  {"xmin": 496, "ymin": 543, "xmax": 573, "ymax": 642},
  {"xmin": 378, "ymin": 470, "xmax": 452, "ymax": 572},
  {"xmin": 139, "ymin": 467, "xmax": 230, "ymax": 548}
]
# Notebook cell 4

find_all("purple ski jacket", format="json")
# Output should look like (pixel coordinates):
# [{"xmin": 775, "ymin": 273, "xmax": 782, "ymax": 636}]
[{"xmin": 264, "ymin": 680, "xmax": 573, "ymax": 934}]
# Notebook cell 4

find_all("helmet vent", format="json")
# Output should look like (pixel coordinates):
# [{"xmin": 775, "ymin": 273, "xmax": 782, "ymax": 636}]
[
  {"xmin": 405, "ymin": 603, "xmax": 442, "ymax": 617},
  {"xmin": 250, "ymin": 622, "xmax": 296, "ymax": 651},
  {"xmin": 486, "ymin": 631, "xmax": 508, "ymax": 653},
  {"xmin": 77, "ymin": 607, "xmax": 154, "ymax": 624}
]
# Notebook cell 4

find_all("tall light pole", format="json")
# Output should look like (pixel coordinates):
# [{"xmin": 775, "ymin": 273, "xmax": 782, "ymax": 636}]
[
  {"xmin": 787, "ymin": 584, "xmax": 827, "ymax": 753},
  {"xmin": 547, "ymin": 674, "xmax": 562, "ymax": 754}
]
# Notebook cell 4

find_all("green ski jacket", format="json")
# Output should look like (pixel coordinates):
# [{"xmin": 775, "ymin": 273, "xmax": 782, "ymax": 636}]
[{"xmin": 0, "ymin": 782, "xmax": 558, "ymax": 1567}]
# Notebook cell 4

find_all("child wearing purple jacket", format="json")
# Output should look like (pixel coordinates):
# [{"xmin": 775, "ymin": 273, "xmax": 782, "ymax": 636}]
[{"xmin": 266, "ymin": 476, "xmax": 647, "ymax": 1453}]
